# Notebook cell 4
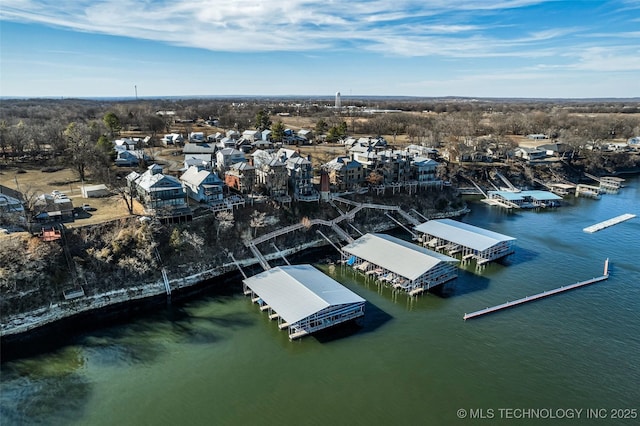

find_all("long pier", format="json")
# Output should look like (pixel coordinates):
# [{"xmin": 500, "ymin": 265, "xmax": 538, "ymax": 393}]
[
  {"xmin": 464, "ymin": 260, "xmax": 609, "ymax": 320},
  {"xmin": 583, "ymin": 213, "xmax": 636, "ymax": 233}
]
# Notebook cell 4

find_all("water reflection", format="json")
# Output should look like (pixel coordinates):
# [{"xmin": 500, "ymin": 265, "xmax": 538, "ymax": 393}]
[
  {"xmin": 433, "ymin": 270, "xmax": 491, "ymax": 298},
  {"xmin": 1, "ymin": 347, "xmax": 90, "ymax": 426}
]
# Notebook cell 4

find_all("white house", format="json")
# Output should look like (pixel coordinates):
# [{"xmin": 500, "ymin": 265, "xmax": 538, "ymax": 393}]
[
  {"xmin": 242, "ymin": 130, "xmax": 261, "ymax": 142},
  {"xmin": 514, "ymin": 147, "xmax": 547, "ymax": 161},
  {"xmin": 527, "ymin": 134, "xmax": 548, "ymax": 140},
  {"xmin": 184, "ymin": 154, "xmax": 213, "ymax": 171},
  {"xmin": 126, "ymin": 164, "xmax": 189, "ymax": 216},
  {"xmin": 114, "ymin": 137, "xmax": 140, "ymax": 150},
  {"xmin": 405, "ymin": 144, "xmax": 439, "ymax": 158},
  {"xmin": 216, "ymin": 148, "xmax": 246, "ymax": 172},
  {"xmin": 189, "ymin": 132, "xmax": 205, "ymax": 143},
  {"xmin": 350, "ymin": 144, "xmax": 378, "ymax": 168},
  {"xmin": 217, "ymin": 137, "xmax": 236, "ymax": 150},
  {"xmin": 180, "ymin": 166, "xmax": 224, "ymax": 203},
  {"xmin": 411, "ymin": 156, "xmax": 440, "ymax": 186},
  {"xmin": 0, "ymin": 187, "xmax": 24, "ymax": 216},
  {"xmin": 115, "ymin": 148, "xmax": 149, "ymax": 166},
  {"xmin": 356, "ymin": 136, "xmax": 387, "ymax": 149},
  {"xmin": 226, "ymin": 130, "xmax": 240, "ymax": 139},
  {"xmin": 183, "ymin": 143, "xmax": 217, "ymax": 156},
  {"xmin": 162, "ymin": 133, "xmax": 184, "ymax": 146},
  {"xmin": 297, "ymin": 129, "xmax": 313, "ymax": 143},
  {"xmin": 207, "ymin": 132, "xmax": 224, "ymax": 143}
]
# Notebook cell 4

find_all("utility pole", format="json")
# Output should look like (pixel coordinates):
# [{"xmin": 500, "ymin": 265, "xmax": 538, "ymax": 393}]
[{"xmin": 134, "ymin": 85, "xmax": 138, "ymax": 100}]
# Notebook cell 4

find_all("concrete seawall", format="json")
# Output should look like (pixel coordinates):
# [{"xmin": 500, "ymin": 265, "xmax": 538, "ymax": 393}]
[
  {"xmin": 1, "ymin": 239, "xmax": 328, "ymax": 338},
  {"xmin": 2, "ymin": 206, "xmax": 470, "ymax": 339}
]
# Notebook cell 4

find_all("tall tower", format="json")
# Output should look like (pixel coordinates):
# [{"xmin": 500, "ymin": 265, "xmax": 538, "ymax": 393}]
[{"xmin": 335, "ymin": 91, "xmax": 341, "ymax": 109}]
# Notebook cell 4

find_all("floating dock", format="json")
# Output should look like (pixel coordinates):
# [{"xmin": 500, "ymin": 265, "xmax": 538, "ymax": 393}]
[
  {"xmin": 464, "ymin": 260, "xmax": 609, "ymax": 320},
  {"xmin": 583, "ymin": 213, "xmax": 636, "ymax": 233}
]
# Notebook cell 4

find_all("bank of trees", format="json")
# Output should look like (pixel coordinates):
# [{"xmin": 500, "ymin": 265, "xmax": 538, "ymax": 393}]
[{"xmin": 1, "ymin": 98, "xmax": 638, "ymax": 182}]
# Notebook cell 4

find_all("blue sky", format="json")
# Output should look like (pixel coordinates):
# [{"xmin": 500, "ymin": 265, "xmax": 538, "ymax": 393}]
[{"xmin": 1, "ymin": 0, "xmax": 639, "ymax": 98}]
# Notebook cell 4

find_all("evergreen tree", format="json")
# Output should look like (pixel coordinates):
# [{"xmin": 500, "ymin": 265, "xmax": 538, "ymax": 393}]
[
  {"xmin": 254, "ymin": 109, "xmax": 272, "ymax": 131},
  {"xmin": 103, "ymin": 112, "xmax": 122, "ymax": 138},
  {"xmin": 314, "ymin": 119, "xmax": 328, "ymax": 136},
  {"xmin": 271, "ymin": 121, "xmax": 286, "ymax": 142}
]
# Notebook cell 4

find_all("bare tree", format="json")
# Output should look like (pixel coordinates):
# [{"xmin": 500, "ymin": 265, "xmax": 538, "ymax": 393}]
[
  {"xmin": 145, "ymin": 114, "xmax": 165, "ymax": 141},
  {"xmin": 249, "ymin": 210, "xmax": 267, "ymax": 237},
  {"xmin": 16, "ymin": 184, "xmax": 43, "ymax": 215},
  {"xmin": 63, "ymin": 121, "xmax": 104, "ymax": 181},
  {"xmin": 215, "ymin": 210, "xmax": 235, "ymax": 238},
  {"xmin": 366, "ymin": 171, "xmax": 383, "ymax": 186},
  {"xmin": 107, "ymin": 172, "xmax": 136, "ymax": 215},
  {"xmin": 0, "ymin": 120, "xmax": 8, "ymax": 158}
]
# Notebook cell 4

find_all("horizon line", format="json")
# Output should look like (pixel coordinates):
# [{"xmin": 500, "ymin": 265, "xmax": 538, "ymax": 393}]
[{"xmin": 2, "ymin": 95, "xmax": 639, "ymax": 102}]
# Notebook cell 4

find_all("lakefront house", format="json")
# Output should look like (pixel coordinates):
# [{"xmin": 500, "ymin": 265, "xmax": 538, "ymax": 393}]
[
  {"xmin": 180, "ymin": 166, "xmax": 224, "ymax": 203},
  {"xmin": 126, "ymin": 164, "xmax": 191, "ymax": 221}
]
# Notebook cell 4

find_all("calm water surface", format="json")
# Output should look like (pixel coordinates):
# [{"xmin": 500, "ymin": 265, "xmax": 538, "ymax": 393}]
[{"xmin": 2, "ymin": 177, "xmax": 639, "ymax": 425}]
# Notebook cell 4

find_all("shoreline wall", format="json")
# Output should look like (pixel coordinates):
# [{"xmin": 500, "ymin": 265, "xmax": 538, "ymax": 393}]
[
  {"xmin": 1, "ymin": 206, "xmax": 470, "ymax": 341},
  {"xmin": 1, "ymin": 239, "xmax": 327, "ymax": 339}
]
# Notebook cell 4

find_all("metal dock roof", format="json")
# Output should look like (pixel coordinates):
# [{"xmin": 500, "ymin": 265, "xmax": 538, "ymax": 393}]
[
  {"xmin": 488, "ymin": 190, "xmax": 562, "ymax": 201},
  {"xmin": 414, "ymin": 219, "xmax": 515, "ymax": 251},
  {"xmin": 243, "ymin": 265, "xmax": 365, "ymax": 325},
  {"xmin": 342, "ymin": 233, "xmax": 458, "ymax": 281}
]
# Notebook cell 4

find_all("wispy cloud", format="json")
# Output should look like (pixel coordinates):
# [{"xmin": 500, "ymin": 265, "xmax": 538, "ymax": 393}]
[
  {"xmin": 0, "ymin": 0, "xmax": 560, "ymax": 55},
  {"xmin": 568, "ymin": 46, "xmax": 640, "ymax": 72},
  {"xmin": 1, "ymin": 0, "xmax": 638, "ymax": 73}
]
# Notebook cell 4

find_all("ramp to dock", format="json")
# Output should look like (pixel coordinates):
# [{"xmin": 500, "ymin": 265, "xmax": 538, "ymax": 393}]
[{"xmin": 464, "ymin": 260, "xmax": 609, "ymax": 320}]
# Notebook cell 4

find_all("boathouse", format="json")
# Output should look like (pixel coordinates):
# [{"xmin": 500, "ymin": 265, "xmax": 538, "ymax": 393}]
[
  {"xmin": 486, "ymin": 190, "xmax": 562, "ymax": 208},
  {"xmin": 342, "ymin": 233, "xmax": 459, "ymax": 295},
  {"xmin": 414, "ymin": 219, "xmax": 516, "ymax": 266},
  {"xmin": 243, "ymin": 265, "xmax": 365, "ymax": 340}
]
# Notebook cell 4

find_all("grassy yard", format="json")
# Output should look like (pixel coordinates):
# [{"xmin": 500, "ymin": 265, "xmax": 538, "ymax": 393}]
[{"xmin": 4, "ymin": 166, "xmax": 141, "ymax": 228}]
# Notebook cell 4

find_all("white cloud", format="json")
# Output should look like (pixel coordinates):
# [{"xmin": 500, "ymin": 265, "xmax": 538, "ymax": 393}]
[
  {"xmin": 0, "ymin": 1, "xmax": 554, "ymax": 53},
  {"xmin": 570, "ymin": 46, "xmax": 640, "ymax": 72},
  {"xmin": 0, "ymin": 0, "xmax": 635, "ymax": 67}
]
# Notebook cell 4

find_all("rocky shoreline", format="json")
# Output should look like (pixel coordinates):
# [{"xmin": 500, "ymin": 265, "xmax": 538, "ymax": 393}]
[
  {"xmin": 0, "ymin": 239, "xmax": 326, "ymax": 339},
  {"xmin": 1, "ymin": 202, "xmax": 471, "ymax": 347}
]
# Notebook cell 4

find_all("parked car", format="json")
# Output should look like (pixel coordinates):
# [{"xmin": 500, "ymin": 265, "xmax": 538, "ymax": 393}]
[{"xmin": 82, "ymin": 203, "xmax": 97, "ymax": 212}]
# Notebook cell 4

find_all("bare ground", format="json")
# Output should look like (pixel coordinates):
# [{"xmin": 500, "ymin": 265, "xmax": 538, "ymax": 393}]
[{"xmin": 2, "ymin": 167, "xmax": 143, "ymax": 228}]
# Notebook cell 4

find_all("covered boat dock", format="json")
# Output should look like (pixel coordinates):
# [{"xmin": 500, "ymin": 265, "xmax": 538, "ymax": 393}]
[
  {"xmin": 414, "ymin": 219, "xmax": 516, "ymax": 266},
  {"xmin": 243, "ymin": 265, "xmax": 365, "ymax": 340},
  {"xmin": 342, "ymin": 233, "xmax": 459, "ymax": 295},
  {"xmin": 486, "ymin": 190, "xmax": 562, "ymax": 208}
]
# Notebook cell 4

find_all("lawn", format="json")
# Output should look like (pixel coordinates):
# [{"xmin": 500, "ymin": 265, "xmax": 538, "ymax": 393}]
[{"xmin": 4, "ymin": 166, "xmax": 140, "ymax": 228}]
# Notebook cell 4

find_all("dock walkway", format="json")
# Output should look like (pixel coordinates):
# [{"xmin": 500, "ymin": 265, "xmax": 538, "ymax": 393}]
[
  {"xmin": 583, "ymin": 213, "xmax": 636, "ymax": 233},
  {"xmin": 464, "ymin": 260, "xmax": 609, "ymax": 320}
]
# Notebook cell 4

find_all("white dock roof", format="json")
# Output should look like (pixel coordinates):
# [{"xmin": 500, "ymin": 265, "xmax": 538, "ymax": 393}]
[
  {"xmin": 243, "ymin": 265, "xmax": 364, "ymax": 324},
  {"xmin": 489, "ymin": 191, "xmax": 525, "ymax": 201},
  {"xmin": 342, "ymin": 233, "xmax": 458, "ymax": 281},
  {"xmin": 414, "ymin": 219, "xmax": 515, "ymax": 251},
  {"xmin": 489, "ymin": 190, "xmax": 562, "ymax": 201},
  {"xmin": 522, "ymin": 190, "xmax": 562, "ymax": 201}
]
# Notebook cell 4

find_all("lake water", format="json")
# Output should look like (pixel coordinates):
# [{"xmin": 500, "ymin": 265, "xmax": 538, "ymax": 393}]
[{"xmin": 1, "ymin": 177, "xmax": 639, "ymax": 425}]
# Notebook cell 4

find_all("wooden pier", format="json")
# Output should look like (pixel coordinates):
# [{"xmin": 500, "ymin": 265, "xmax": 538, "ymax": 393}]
[
  {"xmin": 583, "ymin": 213, "xmax": 636, "ymax": 233},
  {"xmin": 464, "ymin": 260, "xmax": 609, "ymax": 320}
]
